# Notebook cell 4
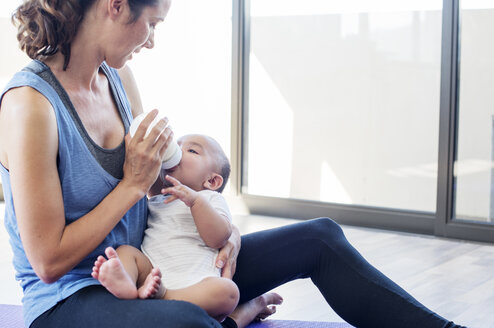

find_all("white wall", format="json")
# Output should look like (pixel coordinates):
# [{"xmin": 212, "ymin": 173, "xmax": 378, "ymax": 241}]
[{"xmin": 128, "ymin": 0, "xmax": 232, "ymax": 162}]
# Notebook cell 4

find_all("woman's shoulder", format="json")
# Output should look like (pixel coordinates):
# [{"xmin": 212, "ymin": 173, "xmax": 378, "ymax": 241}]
[
  {"xmin": 1, "ymin": 62, "xmax": 57, "ymax": 114},
  {"xmin": 0, "ymin": 85, "xmax": 57, "ymax": 170},
  {"xmin": 1, "ymin": 85, "xmax": 54, "ymax": 118},
  {"xmin": 0, "ymin": 77, "xmax": 57, "ymax": 148}
]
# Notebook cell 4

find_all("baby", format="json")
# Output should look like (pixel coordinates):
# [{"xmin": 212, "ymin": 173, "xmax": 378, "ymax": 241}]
[{"xmin": 92, "ymin": 134, "xmax": 282, "ymax": 324}]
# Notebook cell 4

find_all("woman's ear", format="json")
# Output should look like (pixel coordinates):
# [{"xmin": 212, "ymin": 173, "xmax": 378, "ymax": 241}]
[
  {"xmin": 108, "ymin": 0, "xmax": 125, "ymax": 19},
  {"xmin": 203, "ymin": 173, "xmax": 224, "ymax": 191}
]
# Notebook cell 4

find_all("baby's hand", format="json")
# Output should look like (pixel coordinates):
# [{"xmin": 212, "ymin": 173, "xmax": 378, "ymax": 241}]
[{"xmin": 161, "ymin": 175, "xmax": 198, "ymax": 207}]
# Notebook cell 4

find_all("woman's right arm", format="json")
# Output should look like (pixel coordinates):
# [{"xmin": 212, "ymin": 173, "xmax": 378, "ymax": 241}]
[{"xmin": 1, "ymin": 87, "xmax": 168, "ymax": 284}]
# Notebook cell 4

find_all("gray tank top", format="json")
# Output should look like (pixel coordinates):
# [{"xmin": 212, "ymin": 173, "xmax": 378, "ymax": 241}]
[{"xmin": 23, "ymin": 60, "xmax": 129, "ymax": 179}]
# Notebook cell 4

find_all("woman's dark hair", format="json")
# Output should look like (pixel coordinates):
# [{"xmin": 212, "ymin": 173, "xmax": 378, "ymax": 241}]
[{"xmin": 12, "ymin": 0, "xmax": 159, "ymax": 70}]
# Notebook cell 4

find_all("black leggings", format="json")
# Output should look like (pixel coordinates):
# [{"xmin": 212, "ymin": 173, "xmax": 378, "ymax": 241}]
[{"xmin": 31, "ymin": 218, "xmax": 462, "ymax": 328}]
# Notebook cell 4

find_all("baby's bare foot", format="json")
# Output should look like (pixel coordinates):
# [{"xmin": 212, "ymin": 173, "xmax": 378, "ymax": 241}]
[
  {"xmin": 91, "ymin": 255, "xmax": 107, "ymax": 280},
  {"xmin": 228, "ymin": 292, "xmax": 283, "ymax": 328},
  {"xmin": 138, "ymin": 267, "xmax": 166, "ymax": 299},
  {"xmin": 95, "ymin": 247, "xmax": 138, "ymax": 299}
]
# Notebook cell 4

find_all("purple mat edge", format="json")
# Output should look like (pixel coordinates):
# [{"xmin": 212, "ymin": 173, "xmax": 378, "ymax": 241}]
[
  {"xmin": 246, "ymin": 320, "xmax": 354, "ymax": 328},
  {"xmin": 0, "ymin": 304, "xmax": 25, "ymax": 328},
  {"xmin": 0, "ymin": 304, "xmax": 354, "ymax": 328}
]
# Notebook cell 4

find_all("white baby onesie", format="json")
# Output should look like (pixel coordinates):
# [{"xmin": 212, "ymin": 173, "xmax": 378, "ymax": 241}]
[{"xmin": 141, "ymin": 190, "xmax": 232, "ymax": 289}]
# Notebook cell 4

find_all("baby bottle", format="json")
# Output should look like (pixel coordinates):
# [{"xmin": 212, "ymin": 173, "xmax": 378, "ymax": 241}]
[{"xmin": 129, "ymin": 112, "xmax": 182, "ymax": 169}]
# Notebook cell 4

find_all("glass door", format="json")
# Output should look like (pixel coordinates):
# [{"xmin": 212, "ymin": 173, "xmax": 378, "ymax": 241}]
[{"xmin": 453, "ymin": 1, "xmax": 494, "ymax": 224}]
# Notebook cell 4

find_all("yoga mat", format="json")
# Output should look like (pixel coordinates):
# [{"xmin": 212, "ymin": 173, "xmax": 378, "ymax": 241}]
[
  {"xmin": 246, "ymin": 320, "xmax": 354, "ymax": 328},
  {"xmin": 0, "ymin": 304, "xmax": 24, "ymax": 328}
]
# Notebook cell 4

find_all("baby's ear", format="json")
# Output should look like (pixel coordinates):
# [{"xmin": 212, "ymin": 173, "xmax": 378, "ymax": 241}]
[{"xmin": 203, "ymin": 173, "xmax": 223, "ymax": 191}]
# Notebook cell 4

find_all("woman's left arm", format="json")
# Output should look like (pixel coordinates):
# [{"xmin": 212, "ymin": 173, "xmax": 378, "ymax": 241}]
[{"xmin": 216, "ymin": 224, "xmax": 241, "ymax": 279}]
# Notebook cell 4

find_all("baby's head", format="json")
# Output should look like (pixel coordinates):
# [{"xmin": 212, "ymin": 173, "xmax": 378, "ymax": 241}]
[{"xmin": 164, "ymin": 134, "xmax": 230, "ymax": 193}]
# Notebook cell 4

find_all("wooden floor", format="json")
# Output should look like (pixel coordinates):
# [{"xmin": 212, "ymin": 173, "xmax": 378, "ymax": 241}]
[
  {"xmin": 232, "ymin": 214, "xmax": 494, "ymax": 328},
  {"xmin": 1, "ymin": 203, "xmax": 493, "ymax": 327}
]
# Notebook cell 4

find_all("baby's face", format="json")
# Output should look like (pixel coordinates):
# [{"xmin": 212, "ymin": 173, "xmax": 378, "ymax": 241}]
[{"xmin": 164, "ymin": 135, "xmax": 220, "ymax": 191}]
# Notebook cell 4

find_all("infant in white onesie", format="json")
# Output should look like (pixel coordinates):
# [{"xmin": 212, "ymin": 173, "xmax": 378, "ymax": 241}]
[{"xmin": 92, "ymin": 134, "xmax": 240, "ymax": 322}]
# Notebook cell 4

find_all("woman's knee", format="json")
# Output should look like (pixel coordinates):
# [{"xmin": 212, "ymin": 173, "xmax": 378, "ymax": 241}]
[{"xmin": 305, "ymin": 217, "xmax": 345, "ymax": 241}]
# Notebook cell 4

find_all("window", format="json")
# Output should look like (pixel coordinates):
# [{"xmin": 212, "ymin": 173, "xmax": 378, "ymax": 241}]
[{"xmin": 244, "ymin": 0, "xmax": 443, "ymax": 212}]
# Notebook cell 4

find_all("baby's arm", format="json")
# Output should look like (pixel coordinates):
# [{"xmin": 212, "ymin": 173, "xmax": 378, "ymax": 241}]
[{"xmin": 162, "ymin": 175, "xmax": 232, "ymax": 249}]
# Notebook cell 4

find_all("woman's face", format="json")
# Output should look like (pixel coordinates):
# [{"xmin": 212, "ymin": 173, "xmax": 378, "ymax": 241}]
[{"xmin": 106, "ymin": 0, "xmax": 171, "ymax": 68}]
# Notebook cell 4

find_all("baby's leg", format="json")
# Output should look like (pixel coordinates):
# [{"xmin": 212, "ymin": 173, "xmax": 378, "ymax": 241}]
[
  {"xmin": 114, "ymin": 245, "xmax": 165, "ymax": 299},
  {"xmin": 164, "ymin": 277, "xmax": 240, "ymax": 322},
  {"xmin": 92, "ymin": 245, "xmax": 164, "ymax": 300}
]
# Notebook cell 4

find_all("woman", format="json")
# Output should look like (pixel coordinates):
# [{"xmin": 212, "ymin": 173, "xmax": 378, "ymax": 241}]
[{"xmin": 0, "ymin": 0, "xmax": 464, "ymax": 327}]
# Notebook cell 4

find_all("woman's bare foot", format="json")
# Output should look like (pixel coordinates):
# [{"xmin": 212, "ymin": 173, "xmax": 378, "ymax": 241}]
[
  {"xmin": 228, "ymin": 292, "xmax": 283, "ymax": 328},
  {"xmin": 91, "ymin": 247, "xmax": 138, "ymax": 299},
  {"xmin": 137, "ymin": 267, "xmax": 167, "ymax": 299}
]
